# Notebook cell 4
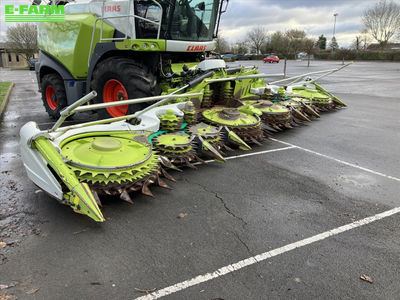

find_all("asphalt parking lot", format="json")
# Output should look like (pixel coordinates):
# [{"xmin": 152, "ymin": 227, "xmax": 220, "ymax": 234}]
[{"xmin": 0, "ymin": 60, "xmax": 399, "ymax": 299}]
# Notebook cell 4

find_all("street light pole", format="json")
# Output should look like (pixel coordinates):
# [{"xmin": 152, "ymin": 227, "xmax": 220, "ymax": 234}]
[
  {"xmin": 333, "ymin": 13, "xmax": 338, "ymax": 37},
  {"xmin": 331, "ymin": 13, "xmax": 338, "ymax": 53}
]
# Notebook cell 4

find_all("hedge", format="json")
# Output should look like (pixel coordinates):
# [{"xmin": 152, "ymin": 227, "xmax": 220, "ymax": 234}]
[
  {"xmin": 314, "ymin": 50, "xmax": 400, "ymax": 61},
  {"xmin": 226, "ymin": 51, "xmax": 400, "ymax": 62}
]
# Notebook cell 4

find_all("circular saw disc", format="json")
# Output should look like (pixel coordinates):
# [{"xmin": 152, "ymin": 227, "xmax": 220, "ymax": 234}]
[{"xmin": 202, "ymin": 107, "xmax": 260, "ymax": 128}]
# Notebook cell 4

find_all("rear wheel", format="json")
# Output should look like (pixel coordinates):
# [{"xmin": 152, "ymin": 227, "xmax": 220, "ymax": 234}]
[
  {"xmin": 41, "ymin": 73, "xmax": 67, "ymax": 119},
  {"xmin": 91, "ymin": 57, "xmax": 159, "ymax": 119}
]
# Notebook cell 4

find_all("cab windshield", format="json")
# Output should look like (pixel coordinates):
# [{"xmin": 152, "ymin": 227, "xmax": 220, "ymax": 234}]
[{"xmin": 134, "ymin": 0, "xmax": 220, "ymax": 41}]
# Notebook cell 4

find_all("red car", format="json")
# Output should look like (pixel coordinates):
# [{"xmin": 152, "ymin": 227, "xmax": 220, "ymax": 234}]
[{"xmin": 264, "ymin": 55, "xmax": 280, "ymax": 63}]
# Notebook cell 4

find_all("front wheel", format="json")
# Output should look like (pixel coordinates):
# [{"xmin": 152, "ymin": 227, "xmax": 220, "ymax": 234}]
[
  {"xmin": 41, "ymin": 73, "xmax": 67, "ymax": 119},
  {"xmin": 91, "ymin": 57, "xmax": 159, "ymax": 119}
]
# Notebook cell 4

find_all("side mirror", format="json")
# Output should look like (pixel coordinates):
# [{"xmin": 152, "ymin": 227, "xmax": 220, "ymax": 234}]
[
  {"xmin": 221, "ymin": 0, "xmax": 229, "ymax": 13},
  {"xmin": 196, "ymin": 2, "xmax": 206, "ymax": 11}
]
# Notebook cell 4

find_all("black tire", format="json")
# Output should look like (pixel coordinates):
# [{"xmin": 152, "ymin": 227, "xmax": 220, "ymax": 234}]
[
  {"xmin": 41, "ymin": 73, "xmax": 67, "ymax": 119},
  {"xmin": 91, "ymin": 57, "xmax": 160, "ymax": 119}
]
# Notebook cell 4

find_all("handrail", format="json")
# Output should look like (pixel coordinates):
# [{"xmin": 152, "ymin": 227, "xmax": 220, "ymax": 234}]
[
  {"xmin": 269, "ymin": 62, "xmax": 353, "ymax": 85},
  {"xmin": 88, "ymin": 0, "xmax": 163, "ymax": 66},
  {"xmin": 205, "ymin": 73, "xmax": 284, "ymax": 83},
  {"xmin": 73, "ymin": 93, "xmax": 202, "ymax": 113},
  {"xmin": 49, "ymin": 92, "xmax": 202, "ymax": 132}
]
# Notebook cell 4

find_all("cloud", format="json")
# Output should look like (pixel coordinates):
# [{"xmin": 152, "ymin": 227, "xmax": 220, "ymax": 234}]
[
  {"xmin": 218, "ymin": 0, "xmax": 378, "ymax": 47},
  {"xmin": 0, "ymin": 0, "xmax": 383, "ymax": 46},
  {"xmin": 0, "ymin": 0, "xmax": 34, "ymax": 41}
]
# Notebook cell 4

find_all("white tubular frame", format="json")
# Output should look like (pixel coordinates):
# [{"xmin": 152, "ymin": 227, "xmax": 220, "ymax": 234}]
[
  {"xmin": 88, "ymin": 0, "xmax": 163, "ymax": 66},
  {"xmin": 205, "ymin": 73, "xmax": 284, "ymax": 83},
  {"xmin": 270, "ymin": 62, "xmax": 353, "ymax": 85},
  {"xmin": 50, "ymin": 92, "xmax": 202, "ymax": 133}
]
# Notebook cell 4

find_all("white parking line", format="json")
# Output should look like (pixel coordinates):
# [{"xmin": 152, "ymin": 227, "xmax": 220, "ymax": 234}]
[
  {"xmin": 37, "ymin": 121, "xmax": 75, "ymax": 126},
  {"xmin": 134, "ymin": 138, "xmax": 400, "ymax": 299},
  {"xmin": 136, "ymin": 206, "xmax": 400, "ymax": 300},
  {"xmin": 224, "ymin": 146, "xmax": 296, "ymax": 160},
  {"xmin": 194, "ymin": 145, "xmax": 296, "ymax": 165},
  {"xmin": 270, "ymin": 138, "xmax": 400, "ymax": 182}
]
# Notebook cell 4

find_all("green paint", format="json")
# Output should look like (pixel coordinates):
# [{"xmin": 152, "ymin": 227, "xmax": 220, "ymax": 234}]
[
  {"xmin": 291, "ymin": 96, "xmax": 313, "ymax": 105},
  {"xmin": 62, "ymin": 136, "xmax": 151, "ymax": 168},
  {"xmin": 232, "ymin": 68, "xmax": 261, "ymax": 99},
  {"xmin": 159, "ymin": 67, "xmax": 261, "ymax": 104},
  {"xmin": 170, "ymin": 62, "xmax": 198, "ymax": 74},
  {"xmin": 33, "ymin": 137, "xmax": 104, "ymax": 222},
  {"xmin": 61, "ymin": 134, "xmax": 159, "ymax": 184},
  {"xmin": 59, "ymin": 131, "xmax": 150, "ymax": 148},
  {"xmin": 74, "ymin": 154, "xmax": 159, "ymax": 184},
  {"xmin": 200, "ymin": 139, "xmax": 225, "ymax": 163},
  {"xmin": 202, "ymin": 108, "xmax": 260, "ymax": 127},
  {"xmin": 115, "ymin": 39, "xmax": 166, "ymax": 51},
  {"xmin": 281, "ymin": 99, "xmax": 303, "ymax": 109},
  {"xmin": 159, "ymin": 110, "xmax": 180, "ymax": 122},
  {"xmin": 156, "ymin": 132, "xmax": 190, "ymax": 147},
  {"xmin": 228, "ymin": 131, "xmax": 251, "ymax": 151},
  {"xmin": 38, "ymin": 13, "xmax": 114, "ymax": 78},
  {"xmin": 242, "ymin": 100, "xmax": 290, "ymax": 114},
  {"xmin": 238, "ymin": 105, "xmax": 263, "ymax": 116},
  {"xmin": 154, "ymin": 132, "xmax": 194, "ymax": 157},
  {"xmin": 292, "ymin": 87, "xmax": 333, "ymax": 105},
  {"xmin": 148, "ymin": 131, "xmax": 167, "ymax": 145},
  {"xmin": 313, "ymin": 83, "xmax": 346, "ymax": 106},
  {"xmin": 189, "ymin": 123, "xmax": 217, "ymax": 135}
]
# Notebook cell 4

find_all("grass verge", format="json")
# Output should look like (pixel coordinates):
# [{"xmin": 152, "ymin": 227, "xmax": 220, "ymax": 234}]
[
  {"xmin": 0, "ymin": 82, "xmax": 14, "ymax": 118},
  {"xmin": 11, "ymin": 66, "xmax": 30, "ymax": 71}
]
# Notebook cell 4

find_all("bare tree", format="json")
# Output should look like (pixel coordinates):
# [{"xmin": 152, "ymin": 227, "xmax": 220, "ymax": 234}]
[
  {"xmin": 232, "ymin": 41, "xmax": 248, "ymax": 54},
  {"xmin": 360, "ymin": 29, "xmax": 372, "ymax": 50},
  {"xmin": 286, "ymin": 29, "xmax": 306, "ymax": 59},
  {"xmin": 6, "ymin": 24, "xmax": 38, "ymax": 63},
  {"xmin": 215, "ymin": 36, "xmax": 230, "ymax": 54},
  {"xmin": 247, "ymin": 26, "xmax": 267, "ymax": 55},
  {"xmin": 362, "ymin": 0, "xmax": 400, "ymax": 50},
  {"xmin": 268, "ymin": 31, "xmax": 290, "ymax": 76},
  {"xmin": 303, "ymin": 38, "xmax": 316, "ymax": 67},
  {"xmin": 351, "ymin": 36, "xmax": 362, "ymax": 51},
  {"xmin": 268, "ymin": 30, "xmax": 309, "ymax": 75}
]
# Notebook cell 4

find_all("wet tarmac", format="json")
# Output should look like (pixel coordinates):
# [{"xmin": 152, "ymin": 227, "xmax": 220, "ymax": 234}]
[
  {"xmin": 0, "ymin": 70, "xmax": 43, "ymax": 252},
  {"xmin": 0, "ymin": 61, "xmax": 399, "ymax": 299}
]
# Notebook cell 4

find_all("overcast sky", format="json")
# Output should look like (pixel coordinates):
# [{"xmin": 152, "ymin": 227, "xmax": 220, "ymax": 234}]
[
  {"xmin": 218, "ymin": 0, "xmax": 387, "ymax": 47},
  {"xmin": 0, "ymin": 0, "xmax": 396, "ymax": 46},
  {"xmin": 0, "ymin": 0, "xmax": 29, "ymax": 41}
]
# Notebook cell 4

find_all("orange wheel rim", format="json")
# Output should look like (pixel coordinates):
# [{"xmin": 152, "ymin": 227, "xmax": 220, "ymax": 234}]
[
  {"xmin": 45, "ymin": 85, "xmax": 57, "ymax": 110},
  {"xmin": 103, "ymin": 79, "xmax": 129, "ymax": 117}
]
